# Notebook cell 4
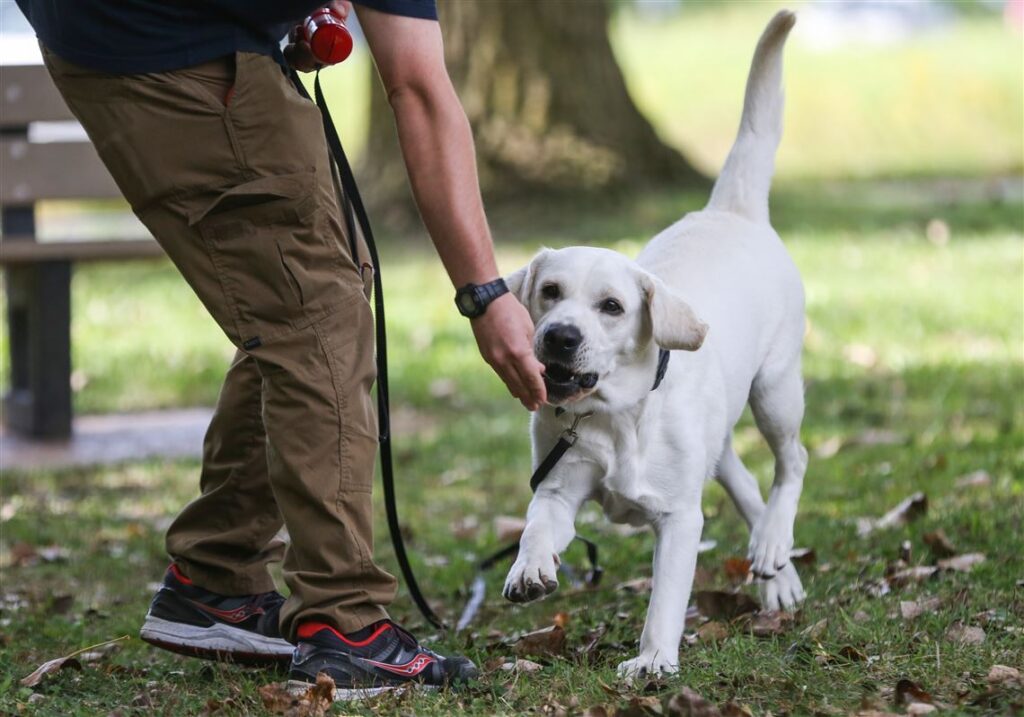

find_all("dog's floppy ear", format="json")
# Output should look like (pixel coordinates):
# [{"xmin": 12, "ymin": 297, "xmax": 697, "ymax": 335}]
[
  {"xmin": 505, "ymin": 249, "xmax": 551, "ymax": 306},
  {"xmin": 637, "ymin": 270, "xmax": 708, "ymax": 351}
]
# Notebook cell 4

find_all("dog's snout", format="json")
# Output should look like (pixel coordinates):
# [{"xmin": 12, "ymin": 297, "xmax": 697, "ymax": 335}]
[{"xmin": 543, "ymin": 323, "xmax": 582, "ymax": 355}]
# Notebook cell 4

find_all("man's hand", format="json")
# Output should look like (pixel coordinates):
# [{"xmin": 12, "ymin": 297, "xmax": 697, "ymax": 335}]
[
  {"xmin": 284, "ymin": 1, "xmax": 351, "ymax": 72},
  {"xmin": 471, "ymin": 295, "xmax": 547, "ymax": 411}
]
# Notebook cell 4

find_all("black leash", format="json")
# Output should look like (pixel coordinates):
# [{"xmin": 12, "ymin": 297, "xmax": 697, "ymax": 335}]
[{"xmin": 292, "ymin": 69, "xmax": 445, "ymax": 629}]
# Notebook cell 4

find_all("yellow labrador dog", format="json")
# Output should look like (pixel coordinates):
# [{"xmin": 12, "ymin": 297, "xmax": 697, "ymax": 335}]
[{"xmin": 503, "ymin": 11, "xmax": 805, "ymax": 678}]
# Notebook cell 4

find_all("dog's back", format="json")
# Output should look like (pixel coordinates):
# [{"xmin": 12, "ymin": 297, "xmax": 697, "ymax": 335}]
[{"xmin": 638, "ymin": 11, "xmax": 802, "ymax": 423}]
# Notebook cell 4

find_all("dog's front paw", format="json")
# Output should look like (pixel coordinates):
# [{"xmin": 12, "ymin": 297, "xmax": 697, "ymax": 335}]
[
  {"xmin": 759, "ymin": 561, "xmax": 805, "ymax": 610},
  {"xmin": 616, "ymin": 652, "xmax": 679, "ymax": 681},
  {"xmin": 748, "ymin": 512, "xmax": 794, "ymax": 578},
  {"xmin": 503, "ymin": 551, "xmax": 559, "ymax": 603}
]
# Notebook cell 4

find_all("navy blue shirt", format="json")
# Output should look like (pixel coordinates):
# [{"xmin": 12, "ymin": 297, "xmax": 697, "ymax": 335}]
[{"xmin": 15, "ymin": 0, "xmax": 438, "ymax": 74}]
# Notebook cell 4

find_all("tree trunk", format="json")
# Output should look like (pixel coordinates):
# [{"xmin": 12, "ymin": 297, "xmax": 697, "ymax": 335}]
[{"xmin": 362, "ymin": 0, "xmax": 706, "ymax": 220}]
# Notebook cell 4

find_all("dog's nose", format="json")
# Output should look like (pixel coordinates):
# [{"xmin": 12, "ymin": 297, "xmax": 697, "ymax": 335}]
[{"xmin": 543, "ymin": 324, "xmax": 582, "ymax": 355}]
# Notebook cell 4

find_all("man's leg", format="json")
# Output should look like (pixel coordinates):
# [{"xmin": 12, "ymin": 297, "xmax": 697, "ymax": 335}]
[
  {"xmin": 166, "ymin": 349, "xmax": 284, "ymax": 596},
  {"xmin": 42, "ymin": 49, "xmax": 395, "ymax": 641}
]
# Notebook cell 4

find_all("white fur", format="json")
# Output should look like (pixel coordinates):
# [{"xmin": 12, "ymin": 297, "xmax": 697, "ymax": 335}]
[{"xmin": 503, "ymin": 11, "xmax": 806, "ymax": 680}]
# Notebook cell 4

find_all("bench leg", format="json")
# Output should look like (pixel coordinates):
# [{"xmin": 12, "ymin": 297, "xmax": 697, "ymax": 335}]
[{"xmin": 3, "ymin": 261, "xmax": 73, "ymax": 439}]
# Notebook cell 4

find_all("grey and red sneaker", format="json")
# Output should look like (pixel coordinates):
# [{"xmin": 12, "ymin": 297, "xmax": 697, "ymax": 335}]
[
  {"xmin": 288, "ymin": 619, "xmax": 478, "ymax": 700},
  {"xmin": 139, "ymin": 564, "xmax": 293, "ymax": 664}
]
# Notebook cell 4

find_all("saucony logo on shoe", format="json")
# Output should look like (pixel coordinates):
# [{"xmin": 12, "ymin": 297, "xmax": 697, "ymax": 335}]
[
  {"xmin": 360, "ymin": 653, "xmax": 436, "ymax": 677},
  {"xmin": 186, "ymin": 599, "xmax": 265, "ymax": 624}
]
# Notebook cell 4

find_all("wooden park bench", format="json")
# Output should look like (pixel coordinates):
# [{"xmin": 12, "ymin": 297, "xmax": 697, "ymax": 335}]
[{"xmin": 1, "ymin": 62, "xmax": 165, "ymax": 439}]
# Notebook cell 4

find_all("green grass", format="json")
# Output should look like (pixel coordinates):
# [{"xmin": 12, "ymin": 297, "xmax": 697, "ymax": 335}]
[{"xmin": 1, "ymin": 180, "xmax": 1022, "ymax": 715}]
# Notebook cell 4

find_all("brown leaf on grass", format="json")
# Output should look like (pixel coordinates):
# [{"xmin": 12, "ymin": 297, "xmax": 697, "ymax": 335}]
[
  {"xmin": 617, "ymin": 577, "xmax": 653, "ymax": 594},
  {"xmin": 789, "ymin": 548, "xmax": 817, "ymax": 566},
  {"xmin": 19, "ymin": 656, "xmax": 82, "ymax": 687},
  {"xmin": 512, "ymin": 624, "xmax": 566, "ymax": 657},
  {"xmin": 720, "ymin": 702, "xmax": 754, "ymax": 717},
  {"xmin": 500, "ymin": 658, "xmax": 543, "ymax": 674},
  {"xmin": 20, "ymin": 635, "xmax": 129, "ymax": 688},
  {"xmin": 578, "ymin": 624, "xmax": 608, "ymax": 656},
  {"xmin": 887, "ymin": 566, "xmax": 939, "ymax": 588},
  {"xmin": 987, "ymin": 665, "xmax": 1022, "ymax": 687},
  {"xmin": 451, "ymin": 515, "xmax": 479, "ymax": 540},
  {"xmin": 697, "ymin": 621, "xmax": 729, "ymax": 643},
  {"xmin": 922, "ymin": 529, "xmax": 957, "ymax": 559},
  {"xmin": 553, "ymin": 611, "xmax": 571, "ymax": 629},
  {"xmin": 723, "ymin": 557, "xmax": 752, "ymax": 583},
  {"xmin": 895, "ymin": 678, "xmax": 934, "ymax": 707},
  {"xmin": 946, "ymin": 623, "xmax": 986, "ymax": 645},
  {"xmin": 857, "ymin": 492, "xmax": 927, "ymax": 536},
  {"xmin": 802, "ymin": 618, "xmax": 828, "ymax": 640},
  {"xmin": 900, "ymin": 597, "xmax": 942, "ymax": 620},
  {"xmin": 259, "ymin": 673, "xmax": 335, "ymax": 717},
  {"xmin": 9, "ymin": 542, "xmax": 39, "ymax": 567},
  {"xmin": 743, "ymin": 611, "xmax": 795, "ymax": 638},
  {"xmin": 937, "ymin": 552, "xmax": 986, "ymax": 572},
  {"xmin": 954, "ymin": 470, "xmax": 991, "ymax": 489},
  {"xmin": 665, "ymin": 687, "xmax": 722, "ymax": 716},
  {"xmin": 838, "ymin": 645, "xmax": 868, "ymax": 662},
  {"xmin": 694, "ymin": 591, "xmax": 759, "ymax": 621},
  {"xmin": 495, "ymin": 516, "xmax": 527, "ymax": 542},
  {"xmin": 584, "ymin": 707, "xmax": 611, "ymax": 717},
  {"xmin": 614, "ymin": 696, "xmax": 663, "ymax": 717}
]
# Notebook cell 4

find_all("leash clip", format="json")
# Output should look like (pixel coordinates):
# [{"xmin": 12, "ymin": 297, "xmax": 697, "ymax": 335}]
[{"xmin": 562, "ymin": 411, "xmax": 593, "ymax": 447}]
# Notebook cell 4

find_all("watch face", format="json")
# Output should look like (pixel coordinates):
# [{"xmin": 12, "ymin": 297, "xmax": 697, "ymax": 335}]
[{"xmin": 457, "ymin": 291, "xmax": 480, "ymax": 315}]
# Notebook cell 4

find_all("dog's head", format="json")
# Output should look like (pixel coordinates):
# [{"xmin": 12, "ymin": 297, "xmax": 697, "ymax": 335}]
[{"xmin": 507, "ymin": 247, "xmax": 707, "ymax": 409}]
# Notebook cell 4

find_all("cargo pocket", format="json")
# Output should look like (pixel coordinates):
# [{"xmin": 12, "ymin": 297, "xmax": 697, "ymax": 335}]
[{"xmin": 191, "ymin": 171, "xmax": 358, "ymax": 343}]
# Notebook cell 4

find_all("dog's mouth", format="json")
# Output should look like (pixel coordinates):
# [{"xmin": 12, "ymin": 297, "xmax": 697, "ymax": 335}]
[{"xmin": 543, "ymin": 362, "xmax": 599, "ymax": 403}]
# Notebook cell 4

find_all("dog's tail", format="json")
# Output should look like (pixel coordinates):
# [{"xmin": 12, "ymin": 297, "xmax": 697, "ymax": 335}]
[{"xmin": 705, "ymin": 10, "xmax": 795, "ymax": 224}]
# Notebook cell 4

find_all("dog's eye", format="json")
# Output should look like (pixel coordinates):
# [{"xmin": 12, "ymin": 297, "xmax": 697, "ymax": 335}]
[
  {"xmin": 541, "ymin": 284, "xmax": 561, "ymax": 301},
  {"xmin": 600, "ymin": 298, "xmax": 624, "ymax": 315}
]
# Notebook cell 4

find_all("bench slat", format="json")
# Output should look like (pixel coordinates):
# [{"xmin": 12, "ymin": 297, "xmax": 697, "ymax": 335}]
[
  {"xmin": 1, "ymin": 64, "xmax": 78, "ymax": 126},
  {"xmin": 0, "ymin": 238, "xmax": 164, "ymax": 264},
  {"xmin": 1, "ymin": 138, "xmax": 124, "ymax": 203}
]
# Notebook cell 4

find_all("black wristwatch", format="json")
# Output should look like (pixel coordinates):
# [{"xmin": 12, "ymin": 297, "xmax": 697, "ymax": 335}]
[{"xmin": 454, "ymin": 278, "xmax": 509, "ymax": 318}]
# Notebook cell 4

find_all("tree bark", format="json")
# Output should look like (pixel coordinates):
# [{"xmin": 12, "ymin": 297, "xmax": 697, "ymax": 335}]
[{"xmin": 362, "ymin": 0, "xmax": 706, "ymax": 219}]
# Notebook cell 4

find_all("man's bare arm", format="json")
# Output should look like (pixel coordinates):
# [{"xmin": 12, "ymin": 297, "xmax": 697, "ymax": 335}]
[{"xmin": 354, "ymin": 4, "xmax": 547, "ymax": 410}]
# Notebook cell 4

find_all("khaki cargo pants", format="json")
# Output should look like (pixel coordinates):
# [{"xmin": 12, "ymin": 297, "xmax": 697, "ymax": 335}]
[{"xmin": 43, "ymin": 48, "xmax": 397, "ymax": 641}]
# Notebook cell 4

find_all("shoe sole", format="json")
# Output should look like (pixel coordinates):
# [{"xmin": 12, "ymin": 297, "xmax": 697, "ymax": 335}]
[
  {"xmin": 286, "ymin": 679, "xmax": 438, "ymax": 701},
  {"xmin": 140, "ymin": 614, "xmax": 293, "ymax": 665}
]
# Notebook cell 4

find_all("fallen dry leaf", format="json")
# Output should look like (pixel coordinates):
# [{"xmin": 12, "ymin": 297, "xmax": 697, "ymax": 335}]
[
  {"xmin": 937, "ymin": 552, "xmax": 986, "ymax": 572},
  {"xmin": 802, "ymin": 618, "xmax": 828, "ymax": 640},
  {"xmin": 723, "ymin": 557, "xmax": 752, "ymax": 583},
  {"xmin": 720, "ymin": 702, "xmax": 754, "ymax": 717},
  {"xmin": 895, "ymin": 678, "xmax": 934, "ymax": 707},
  {"xmin": 986, "ymin": 664, "xmax": 1022, "ymax": 687},
  {"xmin": 615, "ymin": 696, "xmax": 662, "ymax": 717},
  {"xmin": 887, "ymin": 566, "xmax": 939, "ymax": 588},
  {"xmin": 616, "ymin": 577, "xmax": 653, "ymax": 594},
  {"xmin": 495, "ymin": 516, "xmax": 527, "ymax": 542},
  {"xmin": 837, "ymin": 645, "xmax": 868, "ymax": 662},
  {"xmin": 954, "ymin": 470, "xmax": 991, "ymax": 489},
  {"xmin": 20, "ymin": 635, "xmax": 129, "ymax": 688},
  {"xmin": 697, "ymin": 621, "xmax": 729, "ymax": 643},
  {"xmin": 857, "ymin": 492, "xmax": 927, "ymax": 536},
  {"xmin": 694, "ymin": 591, "xmax": 759, "ymax": 620},
  {"xmin": 553, "ymin": 611, "xmax": 571, "ymax": 629},
  {"xmin": 744, "ymin": 611, "xmax": 795, "ymax": 638},
  {"xmin": 20, "ymin": 656, "xmax": 82, "ymax": 688},
  {"xmin": 900, "ymin": 596, "xmax": 942, "ymax": 620},
  {"xmin": 500, "ymin": 658, "xmax": 543, "ymax": 674},
  {"xmin": 945, "ymin": 623, "xmax": 985, "ymax": 645},
  {"xmin": 922, "ymin": 529, "xmax": 957, "ymax": 559},
  {"xmin": 512, "ymin": 624, "xmax": 566, "ymax": 658},
  {"xmin": 259, "ymin": 673, "xmax": 335, "ymax": 717},
  {"xmin": 665, "ymin": 687, "xmax": 721, "ymax": 716},
  {"xmin": 906, "ymin": 704, "xmax": 937, "ymax": 715},
  {"xmin": 583, "ymin": 707, "xmax": 610, "ymax": 717}
]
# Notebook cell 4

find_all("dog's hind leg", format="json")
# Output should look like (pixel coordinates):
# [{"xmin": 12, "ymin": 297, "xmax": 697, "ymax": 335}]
[
  {"xmin": 747, "ymin": 356, "xmax": 808, "ymax": 582},
  {"xmin": 718, "ymin": 437, "xmax": 804, "ymax": 609}
]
